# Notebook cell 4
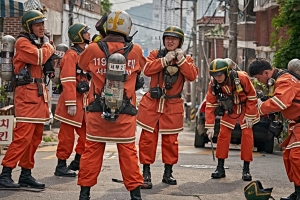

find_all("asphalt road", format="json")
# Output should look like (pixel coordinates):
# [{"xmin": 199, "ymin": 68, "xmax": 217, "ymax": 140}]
[{"xmin": 0, "ymin": 124, "xmax": 293, "ymax": 200}]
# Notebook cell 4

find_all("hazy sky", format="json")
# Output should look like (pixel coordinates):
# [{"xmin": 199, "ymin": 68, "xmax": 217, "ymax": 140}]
[{"xmin": 110, "ymin": 0, "xmax": 153, "ymax": 11}]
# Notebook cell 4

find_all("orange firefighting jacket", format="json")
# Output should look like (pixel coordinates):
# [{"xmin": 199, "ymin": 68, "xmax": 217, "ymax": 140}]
[
  {"xmin": 136, "ymin": 49, "xmax": 198, "ymax": 134},
  {"xmin": 78, "ymin": 37, "xmax": 146, "ymax": 143},
  {"xmin": 13, "ymin": 37, "xmax": 54, "ymax": 123},
  {"xmin": 258, "ymin": 72, "xmax": 300, "ymax": 149},
  {"xmin": 205, "ymin": 71, "xmax": 259, "ymax": 130},
  {"xmin": 54, "ymin": 47, "xmax": 88, "ymax": 128}
]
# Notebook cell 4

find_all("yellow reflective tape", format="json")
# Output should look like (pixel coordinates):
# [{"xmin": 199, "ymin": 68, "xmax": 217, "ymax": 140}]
[
  {"xmin": 210, "ymin": 66, "xmax": 227, "ymax": 72},
  {"xmin": 213, "ymin": 59, "xmax": 217, "ymax": 70},
  {"xmin": 113, "ymin": 11, "xmax": 121, "ymax": 30}
]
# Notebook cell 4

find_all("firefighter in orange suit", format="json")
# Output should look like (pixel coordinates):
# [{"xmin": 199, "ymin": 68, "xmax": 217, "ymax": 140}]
[
  {"xmin": 53, "ymin": 23, "xmax": 91, "ymax": 177},
  {"xmin": 137, "ymin": 26, "xmax": 198, "ymax": 189},
  {"xmin": 248, "ymin": 58, "xmax": 300, "ymax": 200},
  {"xmin": 77, "ymin": 11, "xmax": 145, "ymax": 200},
  {"xmin": 0, "ymin": 10, "xmax": 54, "ymax": 189},
  {"xmin": 205, "ymin": 58, "xmax": 259, "ymax": 181}
]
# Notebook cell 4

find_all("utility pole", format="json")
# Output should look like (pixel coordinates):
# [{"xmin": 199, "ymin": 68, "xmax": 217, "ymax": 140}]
[
  {"xmin": 180, "ymin": 0, "xmax": 183, "ymax": 28},
  {"xmin": 191, "ymin": 0, "xmax": 197, "ymax": 109},
  {"xmin": 228, "ymin": 0, "xmax": 238, "ymax": 63},
  {"xmin": 69, "ymin": 0, "xmax": 75, "ymax": 46}
]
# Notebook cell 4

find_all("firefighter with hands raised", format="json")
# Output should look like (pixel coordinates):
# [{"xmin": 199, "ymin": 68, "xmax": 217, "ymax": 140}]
[
  {"xmin": 0, "ymin": 10, "xmax": 54, "ymax": 189},
  {"xmin": 136, "ymin": 26, "xmax": 198, "ymax": 189},
  {"xmin": 53, "ymin": 23, "xmax": 91, "ymax": 177},
  {"xmin": 248, "ymin": 58, "xmax": 300, "ymax": 200},
  {"xmin": 205, "ymin": 58, "xmax": 259, "ymax": 181},
  {"xmin": 76, "ymin": 11, "xmax": 145, "ymax": 200}
]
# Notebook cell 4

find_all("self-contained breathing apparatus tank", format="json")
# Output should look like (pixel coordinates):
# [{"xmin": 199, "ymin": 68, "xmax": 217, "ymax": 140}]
[
  {"xmin": 1, "ymin": 35, "xmax": 16, "ymax": 92},
  {"xmin": 52, "ymin": 43, "xmax": 69, "ymax": 86},
  {"xmin": 52, "ymin": 43, "xmax": 69, "ymax": 95},
  {"xmin": 102, "ymin": 53, "xmax": 127, "ymax": 119}
]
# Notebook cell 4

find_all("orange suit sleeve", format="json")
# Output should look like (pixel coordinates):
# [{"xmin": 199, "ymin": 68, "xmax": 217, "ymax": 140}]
[
  {"xmin": 205, "ymin": 79, "xmax": 218, "ymax": 129},
  {"xmin": 238, "ymin": 72, "xmax": 258, "ymax": 119},
  {"xmin": 143, "ymin": 50, "xmax": 164, "ymax": 76},
  {"xmin": 13, "ymin": 37, "xmax": 54, "ymax": 72},
  {"xmin": 60, "ymin": 50, "xmax": 77, "ymax": 106},
  {"xmin": 177, "ymin": 55, "xmax": 198, "ymax": 81},
  {"xmin": 258, "ymin": 76, "xmax": 295, "ymax": 115}
]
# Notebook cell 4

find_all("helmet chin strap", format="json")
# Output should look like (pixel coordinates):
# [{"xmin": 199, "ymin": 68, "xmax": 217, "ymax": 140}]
[{"xmin": 84, "ymin": 39, "xmax": 90, "ymax": 44}]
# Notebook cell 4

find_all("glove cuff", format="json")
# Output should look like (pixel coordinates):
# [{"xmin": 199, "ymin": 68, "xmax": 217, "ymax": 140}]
[
  {"xmin": 161, "ymin": 57, "xmax": 168, "ymax": 68},
  {"xmin": 176, "ymin": 56, "xmax": 186, "ymax": 67}
]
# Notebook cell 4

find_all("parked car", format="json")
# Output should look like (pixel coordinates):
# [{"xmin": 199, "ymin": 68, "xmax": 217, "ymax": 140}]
[{"xmin": 194, "ymin": 99, "xmax": 274, "ymax": 153}]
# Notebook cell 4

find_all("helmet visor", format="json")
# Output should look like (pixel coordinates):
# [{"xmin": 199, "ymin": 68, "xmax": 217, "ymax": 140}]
[
  {"xmin": 31, "ymin": 17, "xmax": 47, "ymax": 25},
  {"xmin": 210, "ymin": 71, "xmax": 224, "ymax": 77},
  {"xmin": 82, "ymin": 26, "xmax": 91, "ymax": 34}
]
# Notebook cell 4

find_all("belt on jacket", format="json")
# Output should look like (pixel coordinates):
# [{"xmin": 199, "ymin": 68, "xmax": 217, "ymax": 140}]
[
  {"xmin": 16, "ymin": 78, "xmax": 44, "ymax": 96},
  {"xmin": 85, "ymin": 100, "xmax": 137, "ymax": 116}
]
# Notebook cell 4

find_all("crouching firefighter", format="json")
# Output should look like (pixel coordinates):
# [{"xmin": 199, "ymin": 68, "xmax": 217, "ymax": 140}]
[
  {"xmin": 136, "ymin": 26, "xmax": 199, "ymax": 189},
  {"xmin": 248, "ymin": 58, "xmax": 300, "ymax": 200},
  {"xmin": 54, "ymin": 23, "xmax": 91, "ymax": 177},
  {"xmin": 77, "ymin": 10, "xmax": 145, "ymax": 200},
  {"xmin": 205, "ymin": 58, "xmax": 260, "ymax": 181},
  {"xmin": 0, "ymin": 10, "xmax": 55, "ymax": 189}
]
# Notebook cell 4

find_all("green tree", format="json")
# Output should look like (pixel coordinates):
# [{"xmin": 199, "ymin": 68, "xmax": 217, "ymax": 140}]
[
  {"xmin": 101, "ymin": 0, "xmax": 112, "ymax": 14},
  {"xmin": 271, "ymin": 0, "xmax": 300, "ymax": 68}
]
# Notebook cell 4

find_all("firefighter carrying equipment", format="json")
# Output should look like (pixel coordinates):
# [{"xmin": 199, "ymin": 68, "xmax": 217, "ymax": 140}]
[
  {"xmin": 85, "ymin": 41, "xmax": 137, "ymax": 122},
  {"xmin": 210, "ymin": 61, "xmax": 245, "ymax": 116},
  {"xmin": 244, "ymin": 180, "xmax": 274, "ymax": 200}
]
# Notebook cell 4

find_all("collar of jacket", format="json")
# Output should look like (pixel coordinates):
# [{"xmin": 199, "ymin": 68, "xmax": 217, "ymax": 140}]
[{"xmin": 102, "ymin": 35, "xmax": 125, "ymax": 43}]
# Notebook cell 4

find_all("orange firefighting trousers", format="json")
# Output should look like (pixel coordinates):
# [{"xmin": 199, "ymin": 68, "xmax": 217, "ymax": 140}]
[
  {"xmin": 2, "ymin": 122, "xmax": 44, "ymax": 169},
  {"xmin": 139, "ymin": 123, "xmax": 179, "ymax": 165},
  {"xmin": 56, "ymin": 120, "xmax": 86, "ymax": 160},
  {"xmin": 216, "ymin": 124, "xmax": 253, "ymax": 162},
  {"xmin": 77, "ymin": 140, "xmax": 143, "ymax": 191},
  {"xmin": 283, "ymin": 148, "xmax": 300, "ymax": 186}
]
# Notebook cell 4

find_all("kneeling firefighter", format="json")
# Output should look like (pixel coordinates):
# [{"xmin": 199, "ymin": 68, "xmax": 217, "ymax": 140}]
[
  {"xmin": 205, "ymin": 58, "xmax": 260, "ymax": 181},
  {"xmin": 136, "ymin": 26, "xmax": 199, "ymax": 189},
  {"xmin": 77, "ymin": 10, "xmax": 146, "ymax": 200},
  {"xmin": 54, "ymin": 23, "xmax": 91, "ymax": 177}
]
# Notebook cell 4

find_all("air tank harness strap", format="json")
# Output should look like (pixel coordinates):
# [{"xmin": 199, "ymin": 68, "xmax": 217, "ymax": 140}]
[{"xmin": 84, "ymin": 93, "xmax": 137, "ymax": 116}]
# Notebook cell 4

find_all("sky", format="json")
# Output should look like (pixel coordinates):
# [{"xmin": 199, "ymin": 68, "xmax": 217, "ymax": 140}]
[{"xmin": 110, "ymin": 0, "xmax": 153, "ymax": 11}]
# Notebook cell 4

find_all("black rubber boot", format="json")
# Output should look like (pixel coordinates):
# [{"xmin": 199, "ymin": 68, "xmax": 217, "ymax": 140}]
[
  {"xmin": 54, "ymin": 159, "xmax": 76, "ymax": 177},
  {"xmin": 242, "ymin": 161, "xmax": 252, "ymax": 181},
  {"xmin": 130, "ymin": 186, "xmax": 142, "ymax": 200},
  {"xmin": 79, "ymin": 186, "xmax": 90, "ymax": 200},
  {"xmin": 162, "ymin": 164, "xmax": 177, "ymax": 185},
  {"xmin": 68, "ymin": 153, "xmax": 81, "ymax": 171},
  {"xmin": 296, "ymin": 185, "xmax": 300, "ymax": 200},
  {"xmin": 141, "ymin": 164, "xmax": 152, "ymax": 189},
  {"xmin": 0, "ymin": 166, "xmax": 20, "ymax": 188},
  {"xmin": 281, "ymin": 184, "xmax": 298, "ymax": 200},
  {"xmin": 18, "ymin": 168, "xmax": 45, "ymax": 189},
  {"xmin": 211, "ymin": 159, "xmax": 226, "ymax": 179}
]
